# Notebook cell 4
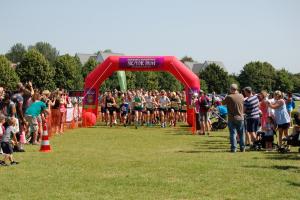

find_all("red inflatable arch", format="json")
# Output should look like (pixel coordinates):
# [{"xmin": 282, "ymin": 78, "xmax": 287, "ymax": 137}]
[{"xmin": 82, "ymin": 56, "xmax": 200, "ymax": 126}]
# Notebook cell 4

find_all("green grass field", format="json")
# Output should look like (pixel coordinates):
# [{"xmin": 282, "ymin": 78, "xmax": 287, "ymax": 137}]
[{"xmin": 1, "ymin": 123, "xmax": 300, "ymax": 200}]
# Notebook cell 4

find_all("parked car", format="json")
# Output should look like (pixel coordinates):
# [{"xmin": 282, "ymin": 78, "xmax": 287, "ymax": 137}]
[{"xmin": 292, "ymin": 94, "xmax": 300, "ymax": 101}]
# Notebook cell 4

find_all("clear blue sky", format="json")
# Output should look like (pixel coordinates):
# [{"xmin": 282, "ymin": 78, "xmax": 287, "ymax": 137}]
[{"xmin": 1, "ymin": 0, "xmax": 299, "ymax": 73}]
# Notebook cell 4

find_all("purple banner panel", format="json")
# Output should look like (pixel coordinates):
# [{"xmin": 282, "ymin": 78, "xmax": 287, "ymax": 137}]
[{"xmin": 119, "ymin": 57, "xmax": 164, "ymax": 69}]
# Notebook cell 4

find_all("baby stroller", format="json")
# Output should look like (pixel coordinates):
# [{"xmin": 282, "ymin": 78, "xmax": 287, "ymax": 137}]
[
  {"xmin": 279, "ymin": 133, "xmax": 300, "ymax": 153},
  {"xmin": 278, "ymin": 113, "xmax": 300, "ymax": 153},
  {"xmin": 251, "ymin": 130, "xmax": 278, "ymax": 151},
  {"xmin": 210, "ymin": 110, "xmax": 227, "ymax": 131}
]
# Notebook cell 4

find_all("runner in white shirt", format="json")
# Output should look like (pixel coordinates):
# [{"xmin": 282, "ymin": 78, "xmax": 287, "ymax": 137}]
[{"xmin": 159, "ymin": 90, "xmax": 170, "ymax": 128}]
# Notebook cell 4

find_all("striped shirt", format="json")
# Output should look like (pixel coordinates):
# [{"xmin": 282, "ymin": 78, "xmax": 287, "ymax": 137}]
[{"xmin": 244, "ymin": 95, "xmax": 260, "ymax": 119}]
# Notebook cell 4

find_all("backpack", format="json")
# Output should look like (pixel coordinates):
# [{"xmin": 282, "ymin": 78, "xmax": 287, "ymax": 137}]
[{"xmin": 200, "ymin": 96, "xmax": 210, "ymax": 109}]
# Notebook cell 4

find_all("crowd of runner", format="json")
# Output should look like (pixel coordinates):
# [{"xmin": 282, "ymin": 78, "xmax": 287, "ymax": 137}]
[{"xmin": 98, "ymin": 89, "xmax": 188, "ymax": 128}]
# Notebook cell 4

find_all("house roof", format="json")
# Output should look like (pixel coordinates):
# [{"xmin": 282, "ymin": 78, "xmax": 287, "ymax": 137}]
[
  {"xmin": 96, "ymin": 51, "xmax": 124, "ymax": 63},
  {"xmin": 75, "ymin": 53, "xmax": 97, "ymax": 65},
  {"xmin": 183, "ymin": 60, "xmax": 226, "ymax": 74}
]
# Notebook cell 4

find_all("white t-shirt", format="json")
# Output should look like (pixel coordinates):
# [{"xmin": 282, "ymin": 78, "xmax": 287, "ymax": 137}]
[
  {"xmin": 159, "ymin": 96, "xmax": 170, "ymax": 108},
  {"xmin": 1, "ymin": 126, "xmax": 16, "ymax": 143}
]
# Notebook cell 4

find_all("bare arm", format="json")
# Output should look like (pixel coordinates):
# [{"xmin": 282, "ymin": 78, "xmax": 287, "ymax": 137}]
[{"xmin": 267, "ymin": 99, "xmax": 284, "ymax": 109}]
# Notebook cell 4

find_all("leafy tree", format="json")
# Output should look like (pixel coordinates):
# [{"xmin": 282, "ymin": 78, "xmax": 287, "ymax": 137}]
[
  {"xmin": 82, "ymin": 57, "xmax": 98, "ymax": 79},
  {"xmin": 133, "ymin": 72, "xmax": 159, "ymax": 90},
  {"xmin": 238, "ymin": 61, "xmax": 276, "ymax": 92},
  {"xmin": 180, "ymin": 56, "xmax": 194, "ymax": 63},
  {"xmin": 0, "ymin": 55, "xmax": 20, "ymax": 90},
  {"xmin": 125, "ymin": 71, "xmax": 136, "ymax": 90},
  {"xmin": 103, "ymin": 49, "xmax": 112, "ymax": 53},
  {"xmin": 274, "ymin": 69, "xmax": 294, "ymax": 92},
  {"xmin": 157, "ymin": 72, "xmax": 183, "ymax": 91},
  {"xmin": 292, "ymin": 73, "xmax": 300, "ymax": 92},
  {"xmin": 200, "ymin": 79, "xmax": 208, "ymax": 93},
  {"xmin": 53, "ymin": 54, "xmax": 84, "ymax": 90},
  {"xmin": 5, "ymin": 43, "xmax": 27, "ymax": 63},
  {"xmin": 28, "ymin": 42, "xmax": 59, "ymax": 64},
  {"xmin": 16, "ymin": 49, "xmax": 55, "ymax": 90},
  {"xmin": 100, "ymin": 72, "xmax": 119, "ymax": 92},
  {"xmin": 199, "ymin": 63, "xmax": 229, "ymax": 93}
]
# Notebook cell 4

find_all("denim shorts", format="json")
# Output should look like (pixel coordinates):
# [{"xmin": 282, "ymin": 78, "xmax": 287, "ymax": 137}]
[{"xmin": 246, "ymin": 118, "xmax": 259, "ymax": 132}]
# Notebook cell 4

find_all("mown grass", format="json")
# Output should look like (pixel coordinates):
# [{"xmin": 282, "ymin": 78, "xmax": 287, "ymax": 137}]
[{"xmin": 1, "ymin": 124, "xmax": 299, "ymax": 200}]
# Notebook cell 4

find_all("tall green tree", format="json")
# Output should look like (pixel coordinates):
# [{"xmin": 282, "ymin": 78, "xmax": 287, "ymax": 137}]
[
  {"xmin": 292, "ymin": 73, "xmax": 300, "ymax": 92},
  {"xmin": 16, "ymin": 49, "xmax": 55, "ymax": 90},
  {"xmin": 5, "ymin": 43, "xmax": 27, "ymax": 63},
  {"xmin": 0, "ymin": 55, "xmax": 20, "ymax": 90},
  {"xmin": 180, "ymin": 56, "xmax": 194, "ymax": 63},
  {"xmin": 125, "ymin": 71, "xmax": 136, "ymax": 90},
  {"xmin": 53, "ymin": 54, "xmax": 84, "ymax": 90},
  {"xmin": 199, "ymin": 63, "xmax": 229, "ymax": 93},
  {"xmin": 28, "ymin": 42, "xmax": 59, "ymax": 64},
  {"xmin": 133, "ymin": 72, "xmax": 159, "ymax": 90},
  {"xmin": 157, "ymin": 72, "xmax": 183, "ymax": 91},
  {"xmin": 238, "ymin": 61, "xmax": 276, "ymax": 92},
  {"xmin": 274, "ymin": 69, "xmax": 294, "ymax": 92},
  {"xmin": 82, "ymin": 57, "xmax": 98, "ymax": 79},
  {"xmin": 200, "ymin": 79, "xmax": 208, "ymax": 92}
]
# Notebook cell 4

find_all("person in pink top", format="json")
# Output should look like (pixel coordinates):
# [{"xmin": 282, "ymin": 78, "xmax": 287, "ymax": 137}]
[{"xmin": 258, "ymin": 91, "xmax": 269, "ymax": 129}]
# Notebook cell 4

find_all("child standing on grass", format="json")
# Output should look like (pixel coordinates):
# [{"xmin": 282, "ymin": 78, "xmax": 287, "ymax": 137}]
[
  {"xmin": 263, "ymin": 116, "xmax": 276, "ymax": 152},
  {"xmin": 0, "ymin": 117, "xmax": 19, "ymax": 166}
]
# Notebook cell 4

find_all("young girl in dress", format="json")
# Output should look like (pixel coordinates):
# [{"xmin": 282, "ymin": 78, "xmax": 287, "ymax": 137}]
[{"xmin": 263, "ymin": 116, "xmax": 276, "ymax": 151}]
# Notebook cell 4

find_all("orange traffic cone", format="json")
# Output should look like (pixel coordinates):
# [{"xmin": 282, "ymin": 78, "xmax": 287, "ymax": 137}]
[
  {"xmin": 190, "ymin": 110, "xmax": 196, "ymax": 135},
  {"xmin": 40, "ymin": 121, "xmax": 51, "ymax": 152}
]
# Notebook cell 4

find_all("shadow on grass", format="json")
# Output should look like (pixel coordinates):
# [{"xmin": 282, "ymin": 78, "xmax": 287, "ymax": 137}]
[
  {"xmin": 265, "ymin": 153, "xmax": 300, "ymax": 161},
  {"xmin": 287, "ymin": 181, "xmax": 300, "ymax": 187},
  {"xmin": 244, "ymin": 164, "xmax": 300, "ymax": 173},
  {"xmin": 177, "ymin": 149, "xmax": 229, "ymax": 153}
]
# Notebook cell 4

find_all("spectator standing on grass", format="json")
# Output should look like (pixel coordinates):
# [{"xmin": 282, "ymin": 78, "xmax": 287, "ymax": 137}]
[
  {"xmin": 243, "ymin": 87, "xmax": 260, "ymax": 146},
  {"xmin": 25, "ymin": 93, "xmax": 48, "ymax": 145},
  {"xmin": 266, "ymin": 90, "xmax": 290, "ymax": 146},
  {"xmin": 223, "ymin": 84, "xmax": 245, "ymax": 152},
  {"xmin": 0, "ymin": 117, "xmax": 19, "ymax": 166},
  {"xmin": 198, "ymin": 90, "xmax": 211, "ymax": 135},
  {"xmin": 258, "ymin": 90, "xmax": 269, "ymax": 129}
]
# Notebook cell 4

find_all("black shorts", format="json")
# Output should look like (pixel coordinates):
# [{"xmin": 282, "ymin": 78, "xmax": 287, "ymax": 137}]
[
  {"xmin": 277, "ymin": 123, "xmax": 290, "ymax": 129},
  {"xmin": 116, "ymin": 108, "xmax": 120, "ymax": 113},
  {"xmin": 101, "ymin": 107, "xmax": 106, "ymax": 113},
  {"xmin": 146, "ymin": 108, "xmax": 154, "ymax": 114},
  {"xmin": 199, "ymin": 112, "xmax": 208, "ymax": 122},
  {"xmin": 180, "ymin": 110, "xmax": 187, "ymax": 113},
  {"xmin": 134, "ymin": 107, "xmax": 143, "ymax": 112},
  {"xmin": 159, "ymin": 108, "xmax": 168, "ymax": 114},
  {"xmin": 107, "ymin": 107, "xmax": 116, "ymax": 115},
  {"xmin": 246, "ymin": 118, "xmax": 259, "ymax": 132},
  {"xmin": 121, "ymin": 112, "xmax": 128, "ymax": 117},
  {"xmin": 1, "ymin": 142, "xmax": 13, "ymax": 155}
]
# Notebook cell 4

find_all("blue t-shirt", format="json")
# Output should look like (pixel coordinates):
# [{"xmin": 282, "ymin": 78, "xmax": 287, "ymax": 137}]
[
  {"xmin": 120, "ymin": 103, "xmax": 129, "ymax": 113},
  {"xmin": 25, "ymin": 101, "xmax": 46, "ymax": 117}
]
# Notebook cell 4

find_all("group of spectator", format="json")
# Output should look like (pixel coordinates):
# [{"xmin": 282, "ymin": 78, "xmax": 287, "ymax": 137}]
[
  {"xmin": 0, "ymin": 83, "xmax": 71, "ymax": 166},
  {"xmin": 222, "ymin": 84, "xmax": 295, "ymax": 152}
]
